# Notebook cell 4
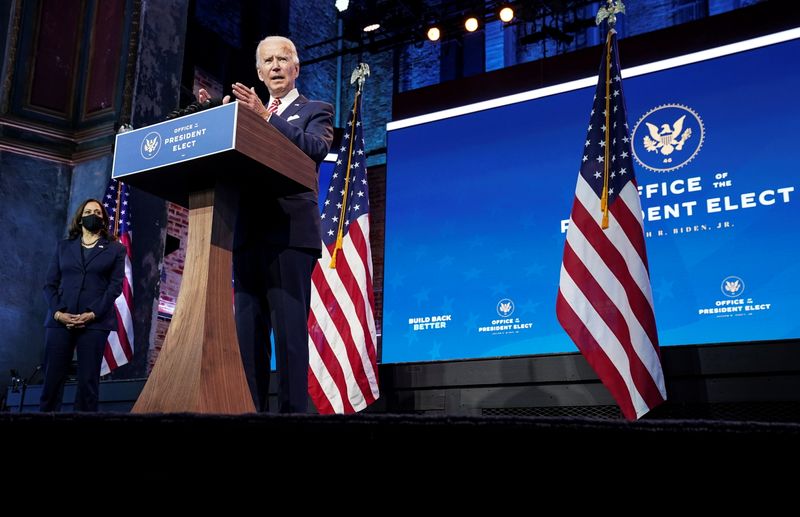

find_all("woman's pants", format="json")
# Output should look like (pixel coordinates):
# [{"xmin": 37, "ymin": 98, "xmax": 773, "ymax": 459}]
[{"xmin": 39, "ymin": 327, "xmax": 109, "ymax": 412}]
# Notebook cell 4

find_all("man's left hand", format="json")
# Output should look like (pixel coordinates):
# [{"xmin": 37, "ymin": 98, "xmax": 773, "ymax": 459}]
[{"xmin": 231, "ymin": 83, "xmax": 270, "ymax": 119}]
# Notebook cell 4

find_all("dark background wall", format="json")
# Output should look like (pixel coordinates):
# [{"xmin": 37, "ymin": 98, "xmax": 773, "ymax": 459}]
[
  {"xmin": 117, "ymin": 0, "xmax": 190, "ymax": 378},
  {"xmin": 0, "ymin": 152, "xmax": 70, "ymax": 384},
  {"xmin": 0, "ymin": 0, "xmax": 188, "ymax": 387}
]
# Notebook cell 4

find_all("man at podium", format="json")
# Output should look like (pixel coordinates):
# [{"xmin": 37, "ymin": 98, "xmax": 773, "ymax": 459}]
[{"xmin": 199, "ymin": 36, "xmax": 334, "ymax": 413}]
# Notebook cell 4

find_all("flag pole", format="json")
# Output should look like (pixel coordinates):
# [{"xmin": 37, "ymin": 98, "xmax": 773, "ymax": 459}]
[
  {"xmin": 597, "ymin": 0, "xmax": 625, "ymax": 229},
  {"xmin": 330, "ymin": 63, "xmax": 370, "ymax": 268},
  {"xmin": 601, "ymin": 30, "xmax": 612, "ymax": 229},
  {"xmin": 114, "ymin": 181, "xmax": 123, "ymax": 236}
]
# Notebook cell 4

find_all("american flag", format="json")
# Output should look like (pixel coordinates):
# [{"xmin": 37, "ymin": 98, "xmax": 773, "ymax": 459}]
[
  {"xmin": 556, "ymin": 30, "xmax": 666, "ymax": 420},
  {"xmin": 308, "ymin": 90, "xmax": 380, "ymax": 413},
  {"xmin": 101, "ymin": 179, "xmax": 134, "ymax": 375}
]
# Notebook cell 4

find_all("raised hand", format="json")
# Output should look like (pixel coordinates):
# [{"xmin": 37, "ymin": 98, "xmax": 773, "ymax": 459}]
[
  {"xmin": 198, "ymin": 88, "xmax": 231, "ymax": 105},
  {"xmin": 231, "ymin": 83, "xmax": 269, "ymax": 118}
]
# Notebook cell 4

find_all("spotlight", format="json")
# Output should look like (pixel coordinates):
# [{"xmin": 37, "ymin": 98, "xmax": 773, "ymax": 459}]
[
  {"xmin": 465, "ymin": 16, "xmax": 479, "ymax": 32},
  {"xmin": 335, "ymin": 0, "xmax": 349, "ymax": 12},
  {"xmin": 363, "ymin": 23, "xmax": 380, "ymax": 32},
  {"xmin": 499, "ymin": 7, "xmax": 514, "ymax": 23},
  {"xmin": 427, "ymin": 26, "xmax": 441, "ymax": 41}
]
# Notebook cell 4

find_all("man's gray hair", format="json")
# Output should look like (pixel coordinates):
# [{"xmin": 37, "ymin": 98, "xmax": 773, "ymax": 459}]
[{"xmin": 255, "ymin": 36, "xmax": 300, "ymax": 68}]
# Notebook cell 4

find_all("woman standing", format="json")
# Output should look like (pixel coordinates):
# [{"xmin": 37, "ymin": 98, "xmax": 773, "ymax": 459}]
[{"xmin": 40, "ymin": 198, "xmax": 126, "ymax": 412}]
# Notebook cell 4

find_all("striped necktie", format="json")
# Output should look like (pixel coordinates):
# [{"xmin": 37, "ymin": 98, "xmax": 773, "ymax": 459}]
[{"xmin": 267, "ymin": 98, "xmax": 281, "ymax": 115}]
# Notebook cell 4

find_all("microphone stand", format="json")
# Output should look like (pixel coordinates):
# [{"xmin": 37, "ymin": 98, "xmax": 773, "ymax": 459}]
[{"xmin": 16, "ymin": 365, "xmax": 42, "ymax": 412}]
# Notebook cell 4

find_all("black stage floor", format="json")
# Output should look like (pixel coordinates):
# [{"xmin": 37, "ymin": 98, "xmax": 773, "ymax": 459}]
[{"xmin": 3, "ymin": 412, "xmax": 798, "ymax": 489}]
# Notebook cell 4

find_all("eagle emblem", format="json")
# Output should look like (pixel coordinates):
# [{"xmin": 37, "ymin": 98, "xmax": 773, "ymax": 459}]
[
  {"xmin": 496, "ymin": 298, "xmax": 515, "ymax": 317},
  {"xmin": 143, "ymin": 137, "xmax": 158, "ymax": 154},
  {"xmin": 350, "ymin": 63, "xmax": 370, "ymax": 91},
  {"xmin": 631, "ymin": 104, "xmax": 704, "ymax": 172},
  {"xmin": 596, "ymin": 1, "xmax": 626, "ymax": 27},
  {"xmin": 720, "ymin": 276, "xmax": 745, "ymax": 298},
  {"xmin": 724, "ymin": 279, "xmax": 741, "ymax": 295},
  {"xmin": 643, "ymin": 115, "xmax": 692, "ymax": 162},
  {"xmin": 140, "ymin": 131, "xmax": 162, "ymax": 159}
]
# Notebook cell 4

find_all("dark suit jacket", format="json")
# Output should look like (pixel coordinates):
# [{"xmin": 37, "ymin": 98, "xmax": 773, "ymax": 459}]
[
  {"xmin": 43, "ymin": 237, "xmax": 127, "ymax": 330},
  {"xmin": 234, "ymin": 94, "xmax": 334, "ymax": 254}
]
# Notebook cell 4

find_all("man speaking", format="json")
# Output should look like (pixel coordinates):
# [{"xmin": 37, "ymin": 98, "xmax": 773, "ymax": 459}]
[{"xmin": 200, "ymin": 36, "xmax": 334, "ymax": 413}]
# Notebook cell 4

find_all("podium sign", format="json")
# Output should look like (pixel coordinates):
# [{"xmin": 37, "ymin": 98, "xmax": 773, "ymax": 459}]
[
  {"xmin": 112, "ymin": 102, "xmax": 315, "ymax": 207},
  {"xmin": 113, "ymin": 103, "xmax": 237, "ymax": 180}
]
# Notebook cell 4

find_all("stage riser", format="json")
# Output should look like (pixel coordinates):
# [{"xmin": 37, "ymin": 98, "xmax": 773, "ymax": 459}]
[{"xmin": 6, "ymin": 341, "xmax": 800, "ymax": 421}]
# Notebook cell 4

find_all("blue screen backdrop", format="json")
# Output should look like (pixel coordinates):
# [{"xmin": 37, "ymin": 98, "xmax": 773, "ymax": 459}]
[{"xmin": 382, "ymin": 32, "xmax": 800, "ymax": 363}]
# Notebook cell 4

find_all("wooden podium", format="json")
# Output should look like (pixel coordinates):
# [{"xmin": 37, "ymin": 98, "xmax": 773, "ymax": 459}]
[{"xmin": 112, "ymin": 102, "xmax": 316, "ymax": 413}]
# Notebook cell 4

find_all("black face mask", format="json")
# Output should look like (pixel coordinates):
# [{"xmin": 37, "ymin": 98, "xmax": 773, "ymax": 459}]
[{"xmin": 81, "ymin": 214, "xmax": 104, "ymax": 234}]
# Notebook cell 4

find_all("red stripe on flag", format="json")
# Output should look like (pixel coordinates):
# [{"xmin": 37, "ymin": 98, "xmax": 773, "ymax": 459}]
[
  {"xmin": 611, "ymin": 185, "xmax": 651, "ymax": 272},
  {"xmin": 556, "ymin": 291, "xmax": 638, "ymax": 419},
  {"xmin": 103, "ymin": 348, "xmax": 119, "ymax": 371},
  {"xmin": 562, "ymin": 242, "xmax": 665, "ymax": 410},
  {"xmin": 307, "ymin": 305, "xmax": 357, "ymax": 414},
  {"xmin": 114, "ymin": 307, "xmax": 134, "ymax": 358},
  {"xmin": 346, "ymin": 218, "xmax": 379, "ymax": 366},
  {"xmin": 334, "ymin": 221, "xmax": 378, "ymax": 361},
  {"xmin": 119, "ymin": 233, "xmax": 132, "ymax": 255},
  {"xmin": 307, "ymin": 365, "xmax": 336, "ymax": 415},
  {"xmin": 311, "ymin": 254, "xmax": 376, "ymax": 406},
  {"xmin": 319, "ymin": 243, "xmax": 377, "ymax": 404},
  {"xmin": 121, "ymin": 275, "xmax": 133, "ymax": 303},
  {"xmin": 571, "ymin": 199, "xmax": 659, "ymax": 348}
]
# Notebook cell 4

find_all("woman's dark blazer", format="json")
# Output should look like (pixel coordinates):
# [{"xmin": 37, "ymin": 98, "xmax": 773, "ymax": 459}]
[{"xmin": 43, "ymin": 237, "xmax": 126, "ymax": 331}]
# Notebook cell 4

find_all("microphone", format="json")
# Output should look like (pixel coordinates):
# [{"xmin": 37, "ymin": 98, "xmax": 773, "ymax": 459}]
[
  {"xmin": 9, "ymin": 369, "xmax": 21, "ymax": 392},
  {"xmin": 165, "ymin": 97, "xmax": 223, "ymax": 121},
  {"xmin": 202, "ymin": 97, "xmax": 224, "ymax": 109}
]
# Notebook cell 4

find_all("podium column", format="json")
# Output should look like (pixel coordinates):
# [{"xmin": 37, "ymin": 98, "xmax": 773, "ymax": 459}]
[{"xmin": 132, "ymin": 179, "xmax": 255, "ymax": 413}]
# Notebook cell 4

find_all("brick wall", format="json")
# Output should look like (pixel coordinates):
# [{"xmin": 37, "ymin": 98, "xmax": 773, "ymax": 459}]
[
  {"xmin": 195, "ymin": 0, "xmax": 242, "ymax": 48},
  {"xmin": 288, "ymin": 0, "xmax": 337, "ymax": 107},
  {"xmin": 399, "ymin": 41, "xmax": 440, "ymax": 92},
  {"xmin": 148, "ymin": 202, "xmax": 189, "ymax": 373}
]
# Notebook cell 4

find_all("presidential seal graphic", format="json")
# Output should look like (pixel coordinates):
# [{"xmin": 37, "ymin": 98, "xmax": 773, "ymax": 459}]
[
  {"xmin": 721, "ymin": 276, "xmax": 745, "ymax": 298},
  {"xmin": 632, "ymin": 104, "xmax": 704, "ymax": 172},
  {"xmin": 496, "ymin": 298, "xmax": 515, "ymax": 317},
  {"xmin": 140, "ymin": 131, "xmax": 162, "ymax": 160}
]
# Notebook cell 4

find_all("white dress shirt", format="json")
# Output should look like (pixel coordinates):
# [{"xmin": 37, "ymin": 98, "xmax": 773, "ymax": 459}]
[{"xmin": 268, "ymin": 88, "xmax": 299, "ymax": 117}]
